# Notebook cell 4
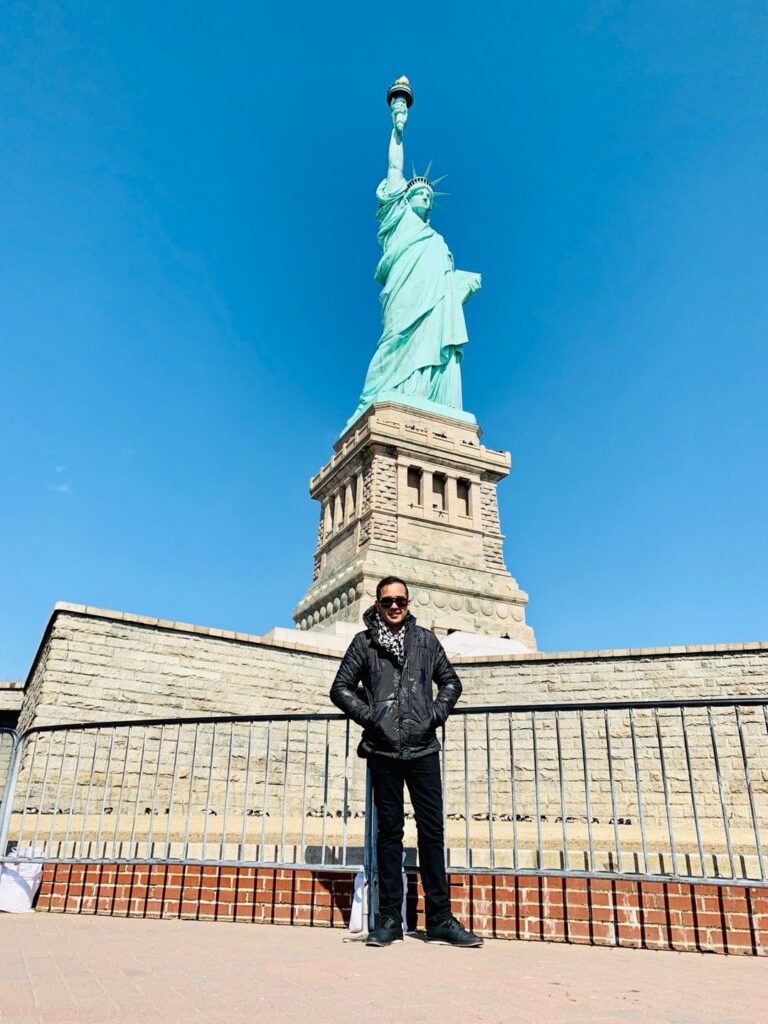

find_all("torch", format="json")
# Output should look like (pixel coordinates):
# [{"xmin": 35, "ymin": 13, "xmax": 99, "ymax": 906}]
[{"xmin": 387, "ymin": 75, "xmax": 413, "ymax": 133}]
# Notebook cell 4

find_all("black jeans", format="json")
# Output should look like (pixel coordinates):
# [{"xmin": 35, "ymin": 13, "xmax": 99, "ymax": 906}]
[{"xmin": 368, "ymin": 752, "xmax": 451, "ymax": 926}]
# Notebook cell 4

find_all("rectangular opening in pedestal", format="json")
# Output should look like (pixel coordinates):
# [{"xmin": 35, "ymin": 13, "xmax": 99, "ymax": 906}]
[
  {"xmin": 432, "ymin": 473, "xmax": 446, "ymax": 512},
  {"xmin": 457, "ymin": 478, "xmax": 471, "ymax": 517},
  {"xmin": 337, "ymin": 489, "xmax": 345, "ymax": 528},
  {"xmin": 407, "ymin": 466, "xmax": 423, "ymax": 507},
  {"xmin": 349, "ymin": 476, "xmax": 357, "ymax": 520}
]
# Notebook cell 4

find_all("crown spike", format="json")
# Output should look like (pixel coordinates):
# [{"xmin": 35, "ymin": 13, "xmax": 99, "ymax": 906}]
[
  {"xmin": 430, "ymin": 174, "xmax": 447, "ymax": 186},
  {"xmin": 423, "ymin": 159, "xmax": 434, "ymax": 179}
]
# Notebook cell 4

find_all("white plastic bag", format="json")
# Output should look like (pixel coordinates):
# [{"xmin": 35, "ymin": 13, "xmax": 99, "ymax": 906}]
[
  {"xmin": 349, "ymin": 869, "xmax": 366, "ymax": 932},
  {"xmin": 348, "ymin": 857, "xmax": 409, "ymax": 934},
  {"xmin": 0, "ymin": 846, "xmax": 44, "ymax": 913}
]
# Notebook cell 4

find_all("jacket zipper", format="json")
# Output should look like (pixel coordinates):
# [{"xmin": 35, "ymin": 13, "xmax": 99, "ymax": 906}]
[{"xmin": 397, "ymin": 654, "xmax": 409, "ymax": 753}]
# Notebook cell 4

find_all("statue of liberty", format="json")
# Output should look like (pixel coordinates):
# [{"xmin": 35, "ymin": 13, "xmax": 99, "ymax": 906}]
[{"xmin": 346, "ymin": 77, "xmax": 481, "ymax": 429}]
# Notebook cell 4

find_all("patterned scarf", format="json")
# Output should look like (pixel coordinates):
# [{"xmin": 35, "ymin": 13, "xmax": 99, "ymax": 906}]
[{"xmin": 373, "ymin": 610, "xmax": 406, "ymax": 665}]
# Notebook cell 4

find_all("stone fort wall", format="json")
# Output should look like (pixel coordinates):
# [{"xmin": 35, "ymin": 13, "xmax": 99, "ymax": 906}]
[{"xmin": 19, "ymin": 605, "xmax": 768, "ymax": 730}]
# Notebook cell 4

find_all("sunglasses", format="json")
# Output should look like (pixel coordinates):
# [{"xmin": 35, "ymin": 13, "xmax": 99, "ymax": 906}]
[{"xmin": 378, "ymin": 596, "xmax": 409, "ymax": 609}]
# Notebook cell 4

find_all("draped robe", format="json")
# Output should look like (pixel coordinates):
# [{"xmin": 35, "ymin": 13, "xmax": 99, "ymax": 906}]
[{"xmin": 348, "ymin": 178, "xmax": 475, "ymax": 424}]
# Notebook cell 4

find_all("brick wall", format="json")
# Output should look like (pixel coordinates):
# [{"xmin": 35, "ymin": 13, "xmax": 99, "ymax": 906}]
[
  {"xmin": 35, "ymin": 863, "xmax": 768, "ymax": 955},
  {"xmin": 36, "ymin": 864, "xmax": 354, "ymax": 928}
]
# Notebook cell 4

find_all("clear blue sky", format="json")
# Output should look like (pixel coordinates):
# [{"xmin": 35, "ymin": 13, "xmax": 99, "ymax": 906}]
[{"xmin": 2, "ymin": 2, "xmax": 767, "ymax": 678}]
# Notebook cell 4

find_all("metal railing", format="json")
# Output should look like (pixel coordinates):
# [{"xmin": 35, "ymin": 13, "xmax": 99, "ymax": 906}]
[
  {"xmin": 0, "ymin": 697, "xmax": 766, "ymax": 888},
  {"xmin": 0, "ymin": 712, "xmax": 366, "ymax": 871},
  {"xmin": 0, "ymin": 727, "xmax": 20, "ymax": 814},
  {"xmin": 440, "ymin": 698, "xmax": 768, "ymax": 886}
]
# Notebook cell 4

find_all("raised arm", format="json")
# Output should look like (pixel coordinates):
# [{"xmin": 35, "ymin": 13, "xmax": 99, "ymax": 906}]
[{"xmin": 387, "ymin": 97, "xmax": 407, "ymax": 190}]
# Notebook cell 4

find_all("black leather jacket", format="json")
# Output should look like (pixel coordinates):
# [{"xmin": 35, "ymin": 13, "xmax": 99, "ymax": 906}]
[{"xmin": 330, "ymin": 606, "xmax": 463, "ymax": 759}]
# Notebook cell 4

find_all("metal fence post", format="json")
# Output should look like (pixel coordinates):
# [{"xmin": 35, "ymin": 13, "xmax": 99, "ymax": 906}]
[
  {"xmin": 0, "ymin": 731, "xmax": 22, "ymax": 856},
  {"xmin": 363, "ymin": 766, "xmax": 378, "ymax": 931}
]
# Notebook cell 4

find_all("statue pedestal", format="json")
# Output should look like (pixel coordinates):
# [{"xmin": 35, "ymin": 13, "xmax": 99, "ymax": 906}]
[
  {"xmin": 292, "ymin": 401, "xmax": 536, "ymax": 649},
  {"xmin": 342, "ymin": 391, "xmax": 477, "ymax": 435}
]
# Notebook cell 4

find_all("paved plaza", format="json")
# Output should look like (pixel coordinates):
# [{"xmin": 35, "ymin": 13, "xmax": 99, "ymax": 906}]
[{"xmin": 0, "ymin": 914, "xmax": 765, "ymax": 1024}]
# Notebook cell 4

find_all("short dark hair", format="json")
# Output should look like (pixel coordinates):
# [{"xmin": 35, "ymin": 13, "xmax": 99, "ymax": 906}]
[{"xmin": 376, "ymin": 576, "xmax": 409, "ymax": 601}]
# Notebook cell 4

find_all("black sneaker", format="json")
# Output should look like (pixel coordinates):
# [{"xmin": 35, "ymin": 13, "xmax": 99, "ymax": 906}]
[
  {"xmin": 366, "ymin": 916, "xmax": 404, "ymax": 947},
  {"xmin": 425, "ymin": 915, "xmax": 483, "ymax": 947}
]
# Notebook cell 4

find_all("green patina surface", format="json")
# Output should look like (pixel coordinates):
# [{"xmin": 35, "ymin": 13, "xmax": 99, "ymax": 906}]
[{"xmin": 344, "ymin": 80, "xmax": 480, "ymax": 433}]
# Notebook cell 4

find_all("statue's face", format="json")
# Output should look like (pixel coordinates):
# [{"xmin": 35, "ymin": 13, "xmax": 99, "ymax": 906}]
[{"xmin": 408, "ymin": 186, "xmax": 433, "ymax": 220}]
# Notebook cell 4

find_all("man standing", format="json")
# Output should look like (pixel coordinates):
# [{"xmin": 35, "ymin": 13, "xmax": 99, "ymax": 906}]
[{"xmin": 330, "ymin": 576, "xmax": 482, "ymax": 948}]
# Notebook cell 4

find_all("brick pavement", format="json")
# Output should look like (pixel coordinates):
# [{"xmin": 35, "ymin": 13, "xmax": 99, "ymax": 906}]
[{"xmin": 1, "ymin": 913, "xmax": 765, "ymax": 1024}]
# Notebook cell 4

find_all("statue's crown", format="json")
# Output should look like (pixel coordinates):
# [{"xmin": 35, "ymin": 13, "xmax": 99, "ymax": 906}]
[
  {"xmin": 405, "ymin": 162, "xmax": 447, "ymax": 196},
  {"xmin": 405, "ymin": 176, "xmax": 432, "ymax": 194}
]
